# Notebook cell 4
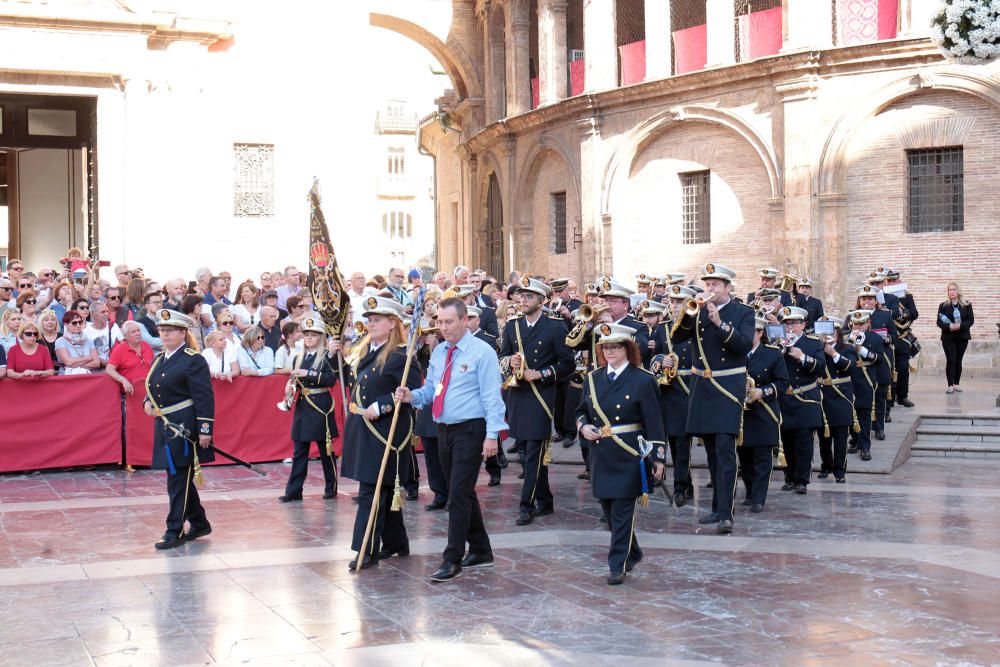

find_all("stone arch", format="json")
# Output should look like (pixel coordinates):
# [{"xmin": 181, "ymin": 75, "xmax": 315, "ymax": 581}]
[
  {"xmin": 516, "ymin": 133, "xmax": 582, "ymax": 213},
  {"xmin": 600, "ymin": 104, "xmax": 782, "ymax": 219},
  {"xmin": 817, "ymin": 67, "xmax": 1000, "ymax": 195},
  {"xmin": 369, "ymin": 12, "xmax": 482, "ymax": 100}
]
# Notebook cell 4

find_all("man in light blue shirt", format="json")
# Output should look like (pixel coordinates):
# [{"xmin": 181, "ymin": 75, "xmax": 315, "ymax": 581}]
[{"xmin": 396, "ymin": 297, "xmax": 507, "ymax": 583}]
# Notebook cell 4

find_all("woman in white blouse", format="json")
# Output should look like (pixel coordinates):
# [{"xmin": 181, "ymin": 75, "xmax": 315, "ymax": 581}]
[
  {"xmin": 201, "ymin": 331, "xmax": 239, "ymax": 381},
  {"xmin": 214, "ymin": 309, "xmax": 242, "ymax": 357},
  {"xmin": 231, "ymin": 281, "xmax": 262, "ymax": 329},
  {"xmin": 237, "ymin": 326, "xmax": 275, "ymax": 376},
  {"xmin": 274, "ymin": 321, "xmax": 304, "ymax": 374}
]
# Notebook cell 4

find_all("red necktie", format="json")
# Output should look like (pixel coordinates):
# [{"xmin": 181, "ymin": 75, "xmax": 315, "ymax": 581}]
[{"xmin": 431, "ymin": 344, "xmax": 457, "ymax": 420}]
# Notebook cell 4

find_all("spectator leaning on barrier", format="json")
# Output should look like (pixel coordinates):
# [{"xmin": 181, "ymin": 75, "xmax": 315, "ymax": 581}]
[
  {"xmin": 106, "ymin": 320, "xmax": 153, "ymax": 394},
  {"xmin": 215, "ymin": 309, "xmax": 241, "ymax": 354},
  {"xmin": 55, "ymin": 310, "xmax": 100, "ymax": 375},
  {"xmin": 84, "ymin": 301, "xmax": 124, "ymax": 368},
  {"xmin": 1, "ymin": 309, "xmax": 23, "ymax": 353},
  {"xmin": 202, "ymin": 331, "xmax": 238, "ymax": 382},
  {"xmin": 237, "ymin": 326, "xmax": 275, "ymax": 376},
  {"xmin": 274, "ymin": 321, "xmax": 302, "ymax": 374},
  {"xmin": 6, "ymin": 320, "xmax": 55, "ymax": 378},
  {"xmin": 37, "ymin": 310, "xmax": 62, "ymax": 370}
]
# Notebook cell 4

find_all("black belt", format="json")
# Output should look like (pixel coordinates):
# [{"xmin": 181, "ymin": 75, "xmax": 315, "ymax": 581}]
[{"xmin": 438, "ymin": 418, "xmax": 486, "ymax": 430}]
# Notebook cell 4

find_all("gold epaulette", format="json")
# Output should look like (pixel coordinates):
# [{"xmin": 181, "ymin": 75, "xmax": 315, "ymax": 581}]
[
  {"xmin": 184, "ymin": 348, "xmax": 197, "ymax": 356},
  {"xmin": 765, "ymin": 343, "xmax": 782, "ymax": 350}
]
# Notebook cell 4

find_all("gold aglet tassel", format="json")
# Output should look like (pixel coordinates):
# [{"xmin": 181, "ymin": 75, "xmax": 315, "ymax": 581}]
[
  {"xmin": 390, "ymin": 475, "xmax": 403, "ymax": 511},
  {"xmin": 193, "ymin": 453, "xmax": 205, "ymax": 487},
  {"xmin": 777, "ymin": 447, "xmax": 787, "ymax": 468},
  {"xmin": 639, "ymin": 493, "xmax": 649, "ymax": 508},
  {"xmin": 823, "ymin": 422, "xmax": 830, "ymax": 438},
  {"xmin": 542, "ymin": 440, "xmax": 552, "ymax": 466},
  {"xmin": 326, "ymin": 431, "xmax": 333, "ymax": 458}
]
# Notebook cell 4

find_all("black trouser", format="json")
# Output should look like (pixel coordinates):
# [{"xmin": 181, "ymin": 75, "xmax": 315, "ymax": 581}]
[
  {"xmin": 873, "ymin": 384, "xmax": 888, "ymax": 433},
  {"xmin": 580, "ymin": 439, "xmax": 591, "ymax": 471},
  {"xmin": 438, "ymin": 419, "xmax": 492, "ymax": 564},
  {"xmin": 781, "ymin": 427, "xmax": 815, "ymax": 487},
  {"xmin": 553, "ymin": 380, "xmax": 567, "ymax": 439},
  {"xmin": 668, "ymin": 435, "xmax": 693, "ymax": 495},
  {"xmin": 600, "ymin": 498, "xmax": 641, "ymax": 575},
  {"xmin": 165, "ymin": 465, "xmax": 209, "ymax": 538},
  {"xmin": 702, "ymin": 434, "xmax": 737, "ymax": 522},
  {"xmin": 518, "ymin": 439, "xmax": 553, "ymax": 513},
  {"xmin": 894, "ymin": 352, "xmax": 911, "ymax": 402},
  {"xmin": 855, "ymin": 405, "xmax": 873, "ymax": 453},
  {"xmin": 421, "ymin": 436, "xmax": 448, "ymax": 504},
  {"xmin": 351, "ymin": 482, "xmax": 407, "ymax": 558},
  {"xmin": 942, "ymin": 338, "xmax": 969, "ymax": 386},
  {"xmin": 819, "ymin": 425, "xmax": 849, "ymax": 479},
  {"xmin": 403, "ymin": 444, "xmax": 419, "ymax": 495},
  {"xmin": 737, "ymin": 446, "xmax": 773, "ymax": 506},
  {"xmin": 285, "ymin": 440, "xmax": 337, "ymax": 496}
]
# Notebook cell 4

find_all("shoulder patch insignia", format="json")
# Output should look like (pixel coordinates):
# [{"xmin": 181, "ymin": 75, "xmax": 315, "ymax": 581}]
[{"xmin": 184, "ymin": 348, "xmax": 198, "ymax": 356}]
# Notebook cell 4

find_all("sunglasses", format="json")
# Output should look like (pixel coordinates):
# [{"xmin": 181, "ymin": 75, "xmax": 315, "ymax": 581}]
[
  {"xmin": 8, "ymin": 266, "xmax": 22, "ymax": 272},
  {"xmin": 22, "ymin": 331, "xmax": 38, "ymax": 338},
  {"xmin": 42, "ymin": 272, "xmax": 54, "ymax": 278},
  {"xmin": 23, "ymin": 299, "xmax": 37, "ymax": 305},
  {"xmin": 78, "ymin": 305, "xmax": 90, "ymax": 309},
  {"xmin": 107, "ymin": 295, "xmax": 121, "ymax": 300},
  {"xmin": 221, "ymin": 321, "xmax": 235, "ymax": 326},
  {"xmin": 0, "ymin": 286, "xmax": 11, "ymax": 291},
  {"xmin": 69, "ymin": 320, "xmax": 83, "ymax": 325},
  {"xmin": 18, "ymin": 284, "xmax": 32, "ymax": 289}
]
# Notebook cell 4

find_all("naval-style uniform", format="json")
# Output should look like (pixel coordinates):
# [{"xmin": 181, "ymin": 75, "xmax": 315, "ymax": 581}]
[
  {"xmin": 670, "ymin": 265, "xmax": 755, "ymax": 529},
  {"xmin": 575, "ymin": 325, "xmax": 665, "ymax": 582},
  {"xmin": 145, "ymin": 310, "xmax": 215, "ymax": 549},
  {"xmin": 891, "ymin": 294, "xmax": 918, "ymax": 407},
  {"xmin": 740, "ymin": 339, "xmax": 788, "ymax": 508},
  {"xmin": 867, "ymin": 306, "xmax": 897, "ymax": 438},
  {"xmin": 847, "ymin": 318, "xmax": 885, "ymax": 458},
  {"xmin": 500, "ymin": 293, "xmax": 574, "ymax": 522},
  {"xmin": 818, "ymin": 337, "xmax": 858, "ymax": 481},
  {"xmin": 341, "ymin": 298, "xmax": 422, "ymax": 565}
]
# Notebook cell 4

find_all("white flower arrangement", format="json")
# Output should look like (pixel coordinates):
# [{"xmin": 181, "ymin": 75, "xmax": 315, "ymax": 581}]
[{"xmin": 931, "ymin": 0, "xmax": 1000, "ymax": 63}]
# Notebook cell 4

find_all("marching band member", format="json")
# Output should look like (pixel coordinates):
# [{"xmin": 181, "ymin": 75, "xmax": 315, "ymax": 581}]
[
  {"xmin": 576, "ymin": 323, "xmax": 666, "ymax": 585},
  {"xmin": 279, "ymin": 318, "xmax": 341, "ymax": 503},
  {"xmin": 599, "ymin": 278, "xmax": 648, "ymax": 348},
  {"xmin": 143, "ymin": 310, "xmax": 214, "ymax": 550},
  {"xmin": 748, "ymin": 267, "xmax": 793, "ymax": 306},
  {"xmin": 886, "ymin": 269, "xmax": 917, "ymax": 408},
  {"xmin": 639, "ymin": 299, "xmax": 667, "ymax": 367},
  {"xmin": 501, "ymin": 277, "xmax": 574, "ymax": 526},
  {"xmin": 660, "ymin": 285, "xmax": 696, "ymax": 505},
  {"xmin": 467, "ymin": 305, "xmax": 505, "ymax": 487},
  {"xmin": 867, "ymin": 271, "xmax": 900, "ymax": 422},
  {"xmin": 739, "ymin": 313, "xmax": 788, "ymax": 513},
  {"xmin": 816, "ymin": 316, "xmax": 857, "ymax": 483},
  {"xmin": 846, "ymin": 309, "xmax": 885, "ymax": 461},
  {"xmin": 342, "ymin": 296, "xmax": 421, "ymax": 570},
  {"xmin": 856, "ymin": 285, "xmax": 897, "ymax": 441},
  {"xmin": 776, "ymin": 306, "xmax": 826, "ymax": 494},
  {"xmin": 795, "ymin": 278, "xmax": 824, "ymax": 327},
  {"xmin": 756, "ymin": 288, "xmax": 784, "ymax": 324},
  {"xmin": 671, "ymin": 263, "xmax": 754, "ymax": 534}
]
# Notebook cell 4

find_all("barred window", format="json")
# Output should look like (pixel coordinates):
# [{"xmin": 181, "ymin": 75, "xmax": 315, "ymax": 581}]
[
  {"xmin": 387, "ymin": 147, "xmax": 405, "ymax": 176},
  {"xmin": 233, "ymin": 143, "xmax": 275, "ymax": 217},
  {"xmin": 680, "ymin": 170, "xmax": 711, "ymax": 244},
  {"xmin": 907, "ymin": 147, "xmax": 963, "ymax": 233},
  {"xmin": 551, "ymin": 192, "xmax": 567, "ymax": 255},
  {"xmin": 382, "ymin": 211, "xmax": 412, "ymax": 239}
]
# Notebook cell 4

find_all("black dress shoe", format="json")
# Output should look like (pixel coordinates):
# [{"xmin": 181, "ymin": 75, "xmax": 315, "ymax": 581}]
[
  {"xmin": 781, "ymin": 482, "xmax": 795, "ymax": 491},
  {"xmin": 154, "ymin": 533, "xmax": 184, "ymax": 550},
  {"xmin": 847, "ymin": 446, "xmax": 859, "ymax": 454},
  {"xmin": 534, "ymin": 505, "xmax": 554, "ymax": 517},
  {"xmin": 750, "ymin": 504, "xmax": 764, "ymax": 513},
  {"xmin": 348, "ymin": 555, "xmax": 378, "ymax": 571},
  {"xmin": 378, "ymin": 546, "xmax": 410, "ymax": 560},
  {"xmin": 352, "ymin": 495, "xmax": 361, "ymax": 503},
  {"xmin": 672, "ymin": 491, "xmax": 686, "ymax": 507},
  {"xmin": 430, "ymin": 562, "xmax": 462, "ymax": 582},
  {"xmin": 817, "ymin": 471, "xmax": 831, "ymax": 479},
  {"xmin": 886, "ymin": 414, "xmax": 892, "ymax": 423},
  {"xmin": 323, "ymin": 491, "xmax": 337, "ymax": 499},
  {"xmin": 625, "ymin": 552, "xmax": 643, "ymax": 572},
  {"xmin": 899, "ymin": 398, "xmax": 915, "ymax": 408},
  {"xmin": 860, "ymin": 451, "xmax": 872, "ymax": 461},
  {"xmin": 279, "ymin": 493, "xmax": 303, "ymax": 503},
  {"xmin": 425, "ymin": 498, "xmax": 447, "ymax": 511},
  {"xmin": 405, "ymin": 490, "xmax": 419, "ymax": 501},
  {"xmin": 577, "ymin": 471, "xmax": 590, "ymax": 480},
  {"xmin": 488, "ymin": 473, "xmax": 501, "ymax": 487},
  {"xmin": 741, "ymin": 498, "xmax": 752, "ymax": 506},
  {"xmin": 184, "ymin": 525, "xmax": 212, "ymax": 541},
  {"xmin": 607, "ymin": 572, "xmax": 626, "ymax": 585},
  {"xmin": 706, "ymin": 481, "xmax": 714, "ymax": 488},
  {"xmin": 562, "ymin": 438, "xmax": 575, "ymax": 448},
  {"xmin": 717, "ymin": 520, "xmax": 733, "ymax": 534},
  {"xmin": 497, "ymin": 451, "xmax": 509, "ymax": 469},
  {"xmin": 835, "ymin": 477, "xmax": 846, "ymax": 483},
  {"xmin": 515, "ymin": 511, "xmax": 534, "ymax": 526},
  {"xmin": 875, "ymin": 431, "xmax": 886, "ymax": 440},
  {"xmin": 698, "ymin": 512, "xmax": 720, "ymax": 525},
  {"xmin": 685, "ymin": 487, "xmax": 694, "ymax": 499},
  {"xmin": 517, "ymin": 469, "xmax": 525, "ymax": 479},
  {"xmin": 460, "ymin": 552, "xmax": 495, "ymax": 568},
  {"xmin": 794, "ymin": 484, "xmax": 807, "ymax": 494}
]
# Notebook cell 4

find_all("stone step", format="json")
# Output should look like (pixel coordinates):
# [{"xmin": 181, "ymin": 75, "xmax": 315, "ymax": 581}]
[
  {"xmin": 915, "ymin": 425, "xmax": 1000, "ymax": 442},
  {"xmin": 912, "ymin": 439, "xmax": 1000, "ymax": 453},
  {"xmin": 919, "ymin": 415, "xmax": 1000, "ymax": 428},
  {"xmin": 910, "ymin": 448, "xmax": 1000, "ymax": 459}
]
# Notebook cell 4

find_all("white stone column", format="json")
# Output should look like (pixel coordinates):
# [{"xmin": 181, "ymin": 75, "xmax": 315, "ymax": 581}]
[
  {"xmin": 506, "ymin": 4, "xmax": 531, "ymax": 115},
  {"xmin": 706, "ymin": 0, "xmax": 736, "ymax": 67},
  {"xmin": 584, "ymin": 0, "xmax": 617, "ymax": 92},
  {"xmin": 644, "ymin": 0, "xmax": 672, "ymax": 80},
  {"xmin": 538, "ymin": 0, "xmax": 569, "ymax": 105},
  {"xmin": 784, "ymin": 0, "xmax": 833, "ymax": 51}
]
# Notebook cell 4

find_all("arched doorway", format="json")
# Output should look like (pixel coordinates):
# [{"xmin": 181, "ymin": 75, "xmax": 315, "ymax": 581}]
[{"xmin": 485, "ymin": 173, "xmax": 504, "ymax": 278}]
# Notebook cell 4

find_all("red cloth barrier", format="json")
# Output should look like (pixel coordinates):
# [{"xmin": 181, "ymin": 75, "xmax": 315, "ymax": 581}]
[
  {"xmin": 0, "ymin": 375, "xmax": 122, "ymax": 473},
  {"xmin": 673, "ymin": 24, "xmax": 707, "ymax": 75},
  {"xmin": 124, "ymin": 375, "xmax": 345, "ymax": 467},
  {"xmin": 619, "ymin": 40, "xmax": 646, "ymax": 86},
  {"xmin": 569, "ymin": 59, "xmax": 585, "ymax": 96}
]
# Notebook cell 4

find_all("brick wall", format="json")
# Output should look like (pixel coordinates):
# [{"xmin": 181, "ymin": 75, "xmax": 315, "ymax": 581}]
[
  {"xmin": 845, "ymin": 89, "xmax": 1000, "ymax": 371},
  {"xmin": 523, "ymin": 150, "xmax": 581, "ymax": 279}
]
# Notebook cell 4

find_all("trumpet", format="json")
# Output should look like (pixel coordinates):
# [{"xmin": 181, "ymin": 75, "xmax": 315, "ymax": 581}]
[
  {"xmin": 501, "ymin": 353, "xmax": 525, "ymax": 390},
  {"xmin": 847, "ymin": 329, "xmax": 866, "ymax": 346},
  {"xmin": 548, "ymin": 298, "xmax": 563, "ymax": 314},
  {"xmin": 782, "ymin": 332, "xmax": 800, "ymax": 351},
  {"xmin": 683, "ymin": 296, "xmax": 710, "ymax": 317},
  {"xmin": 574, "ymin": 303, "xmax": 605, "ymax": 323},
  {"xmin": 276, "ymin": 378, "xmax": 297, "ymax": 412},
  {"xmin": 744, "ymin": 376, "xmax": 757, "ymax": 407}
]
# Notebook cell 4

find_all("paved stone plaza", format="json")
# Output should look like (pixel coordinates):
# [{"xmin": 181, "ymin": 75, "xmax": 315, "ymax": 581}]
[{"xmin": 1, "ymin": 375, "xmax": 999, "ymax": 666}]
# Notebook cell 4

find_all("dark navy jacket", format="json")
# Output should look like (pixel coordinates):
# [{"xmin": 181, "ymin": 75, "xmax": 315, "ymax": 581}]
[{"xmin": 146, "ymin": 347, "xmax": 215, "ymax": 471}]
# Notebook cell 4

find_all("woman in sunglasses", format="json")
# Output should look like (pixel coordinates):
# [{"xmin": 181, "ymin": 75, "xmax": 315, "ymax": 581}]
[
  {"xmin": 54, "ymin": 311, "xmax": 100, "ymax": 375},
  {"xmin": 16, "ymin": 290, "xmax": 39, "ymax": 322},
  {"xmin": 37, "ymin": 310, "xmax": 63, "ymax": 371},
  {"xmin": 6, "ymin": 321, "xmax": 55, "ymax": 378},
  {"xmin": 214, "ymin": 309, "xmax": 241, "ymax": 357},
  {"xmin": 1, "ymin": 309, "xmax": 23, "ymax": 353}
]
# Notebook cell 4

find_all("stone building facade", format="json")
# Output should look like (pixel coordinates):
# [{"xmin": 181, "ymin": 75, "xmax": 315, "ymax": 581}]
[{"xmin": 397, "ymin": 0, "xmax": 999, "ymax": 374}]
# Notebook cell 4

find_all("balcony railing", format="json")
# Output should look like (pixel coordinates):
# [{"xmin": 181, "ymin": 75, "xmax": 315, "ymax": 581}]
[{"xmin": 375, "ymin": 111, "xmax": 418, "ymax": 134}]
